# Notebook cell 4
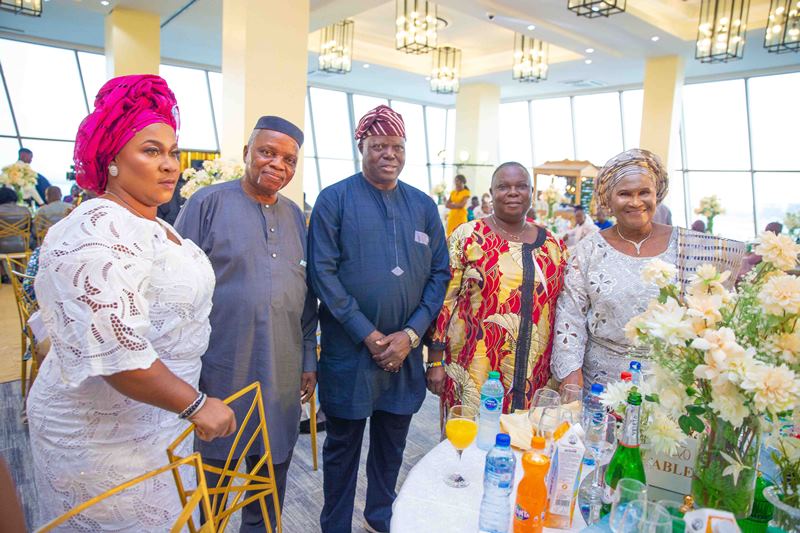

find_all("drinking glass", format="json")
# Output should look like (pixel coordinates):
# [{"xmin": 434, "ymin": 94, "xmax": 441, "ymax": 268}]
[
  {"xmin": 609, "ymin": 478, "xmax": 648, "ymax": 533},
  {"xmin": 560, "ymin": 383, "xmax": 582, "ymax": 406},
  {"xmin": 444, "ymin": 404, "xmax": 478, "ymax": 488},
  {"xmin": 655, "ymin": 500, "xmax": 686, "ymax": 533},
  {"xmin": 529, "ymin": 388, "xmax": 561, "ymax": 452},
  {"xmin": 618, "ymin": 501, "xmax": 672, "ymax": 533},
  {"xmin": 582, "ymin": 413, "xmax": 617, "ymax": 524}
]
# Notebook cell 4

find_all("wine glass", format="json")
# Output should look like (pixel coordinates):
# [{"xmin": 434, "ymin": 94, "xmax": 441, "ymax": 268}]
[
  {"xmin": 529, "ymin": 388, "xmax": 561, "ymax": 452},
  {"xmin": 560, "ymin": 383, "xmax": 582, "ymax": 406},
  {"xmin": 579, "ymin": 413, "xmax": 617, "ymax": 524},
  {"xmin": 619, "ymin": 501, "xmax": 672, "ymax": 533},
  {"xmin": 444, "ymin": 404, "xmax": 478, "ymax": 488},
  {"xmin": 609, "ymin": 478, "xmax": 648, "ymax": 533}
]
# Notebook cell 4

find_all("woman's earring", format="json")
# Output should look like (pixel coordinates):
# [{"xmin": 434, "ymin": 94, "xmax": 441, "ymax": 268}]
[{"xmin": 108, "ymin": 164, "xmax": 119, "ymax": 177}]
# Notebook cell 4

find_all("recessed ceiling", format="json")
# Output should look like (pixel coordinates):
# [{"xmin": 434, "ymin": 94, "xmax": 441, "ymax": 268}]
[{"xmin": 0, "ymin": 0, "xmax": 797, "ymax": 105}]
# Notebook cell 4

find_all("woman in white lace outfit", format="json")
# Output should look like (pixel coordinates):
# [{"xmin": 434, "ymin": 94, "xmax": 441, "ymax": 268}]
[
  {"xmin": 551, "ymin": 149, "xmax": 745, "ymax": 392},
  {"xmin": 27, "ymin": 75, "xmax": 236, "ymax": 531}
]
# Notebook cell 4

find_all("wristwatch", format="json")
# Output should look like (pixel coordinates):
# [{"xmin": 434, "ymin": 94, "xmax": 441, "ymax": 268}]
[{"xmin": 403, "ymin": 327, "xmax": 421, "ymax": 348}]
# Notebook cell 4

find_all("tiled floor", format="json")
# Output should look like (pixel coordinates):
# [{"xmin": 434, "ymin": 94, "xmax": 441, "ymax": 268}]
[{"xmin": 0, "ymin": 380, "xmax": 441, "ymax": 532}]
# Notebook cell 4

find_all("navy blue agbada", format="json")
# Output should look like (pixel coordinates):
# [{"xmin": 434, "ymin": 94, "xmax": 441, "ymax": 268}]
[{"xmin": 308, "ymin": 172, "xmax": 450, "ymax": 420}]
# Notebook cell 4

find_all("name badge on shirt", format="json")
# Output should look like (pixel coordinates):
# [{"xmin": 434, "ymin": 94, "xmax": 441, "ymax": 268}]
[{"xmin": 414, "ymin": 231, "xmax": 430, "ymax": 246}]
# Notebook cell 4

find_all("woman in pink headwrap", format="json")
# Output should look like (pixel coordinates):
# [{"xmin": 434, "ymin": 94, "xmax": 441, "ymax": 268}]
[{"xmin": 28, "ymin": 75, "xmax": 235, "ymax": 531}]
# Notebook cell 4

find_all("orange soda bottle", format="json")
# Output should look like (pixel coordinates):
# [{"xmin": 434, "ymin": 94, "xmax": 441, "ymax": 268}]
[{"xmin": 513, "ymin": 436, "xmax": 550, "ymax": 533}]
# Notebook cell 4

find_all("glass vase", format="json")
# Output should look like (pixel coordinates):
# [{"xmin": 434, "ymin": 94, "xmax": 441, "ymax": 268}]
[
  {"xmin": 692, "ymin": 412, "xmax": 762, "ymax": 518},
  {"xmin": 763, "ymin": 485, "xmax": 800, "ymax": 532}
]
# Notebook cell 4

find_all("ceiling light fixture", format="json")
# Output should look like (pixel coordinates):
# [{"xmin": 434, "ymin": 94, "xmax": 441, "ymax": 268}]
[
  {"xmin": 363, "ymin": 63, "xmax": 371, "ymax": 69},
  {"xmin": 100, "ymin": 0, "xmax": 109, "ymax": 5},
  {"xmin": 395, "ymin": 0, "xmax": 438, "ymax": 54},
  {"xmin": 651, "ymin": 35, "xmax": 660, "ymax": 41},
  {"xmin": 567, "ymin": 0, "xmax": 626, "ymax": 18},
  {"xmin": 319, "ymin": 19, "xmax": 354, "ymax": 74},
  {"xmin": 695, "ymin": 0, "xmax": 749, "ymax": 63},
  {"xmin": 512, "ymin": 33, "xmax": 549, "ymax": 83},
  {"xmin": 585, "ymin": 59, "xmax": 593, "ymax": 64},
  {"xmin": 527, "ymin": 24, "xmax": 536, "ymax": 30},
  {"xmin": 0, "ymin": 0, "xmax": 43, "ymax": 16},
  {"xmin": 585, "ymin": 47, "xmax": 595, "ymax": 53},
  {"xmin": 764, "ymin": 0, "xmax": 800, "ymax": 53},
  {"xmin": 430, "ymin": 46, "xmax": 461, "ymax": 93}
]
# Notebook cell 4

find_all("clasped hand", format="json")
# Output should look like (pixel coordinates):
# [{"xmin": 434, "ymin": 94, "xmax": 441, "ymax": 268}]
[{"xmin": 365, "ymin": 330, "xmax": 411, "ymax": 373}]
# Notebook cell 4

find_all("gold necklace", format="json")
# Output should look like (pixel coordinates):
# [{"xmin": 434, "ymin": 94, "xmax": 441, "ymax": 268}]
[
  {"xmin": 491, "ymin": 215, "xmax": 527, "ymax": 241},
  {"xmin": 616, "ymin": 225, "xmax": 653, "ymax": 256}
]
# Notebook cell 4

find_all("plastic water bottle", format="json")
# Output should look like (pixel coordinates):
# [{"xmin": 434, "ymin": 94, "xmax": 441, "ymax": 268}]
[
  {"xmin": 581, "ymin": 383, "xmax": 605, "ymax": 466},
  {"xmin": 479, "ymin": 433, "xmax": 516, "ymax": 533},
  {"xmin": 629, "ymin": 361, "xmax": 642, "ymax": 386},
  {"xmin": 477, "ymin": 371, "xmax": 505, "ymax": 451}
]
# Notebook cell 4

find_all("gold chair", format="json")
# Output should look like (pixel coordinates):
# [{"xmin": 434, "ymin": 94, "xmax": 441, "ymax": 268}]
[
  {"xmin": 38, "ymin": 453, "xmax": 216, "ymax": 533},
  {"xmin": 4, "ymin": 253, "xmax": 38, "ymax": 396},
  {"xmin": 33, "ymin": 214, "xmax": 59, "ymax": 245},
  {"xmin": 167, "ymin": 382, "xmax": 283, "ymax": 533},
  {"xmin": 0, "ymin": 215, "xmax": 31, "ymax": 255}
]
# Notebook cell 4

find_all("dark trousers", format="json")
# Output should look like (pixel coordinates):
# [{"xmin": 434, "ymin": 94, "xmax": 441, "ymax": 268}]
[
  {"xmin": 320, "ymin": 411, "xmax": 413, "ymax": 533},
  {"xmin": 204, "ymin": 450, "xmax": 293, "ymax": 532}
]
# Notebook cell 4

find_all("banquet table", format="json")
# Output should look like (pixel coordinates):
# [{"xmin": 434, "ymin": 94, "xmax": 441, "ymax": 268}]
[{"xmin": 391, "ymin": 440, "xmax": 593, "ymax": 533}]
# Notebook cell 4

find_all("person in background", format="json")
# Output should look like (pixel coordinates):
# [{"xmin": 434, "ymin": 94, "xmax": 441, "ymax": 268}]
[
  {"xmin": 156, "ymin": 175, "xmax": 186, "ymax": 225},
  {"xmin": 691, "ymin": 219, "xmax": 706, "ymax": 233},
  {"xmin": 64, "ymin": 184, "xmax": 81, "ymax": 204},
  {"xmin": 467, "ymin": 195, "xmax": 479, "ymax": 221},
  {"xmin": 33, "ymin": 186, "xmax": 72, "ymax": 240},
  {"xmin": 563, "ymin": 205, "xmax": 598, "ymax": 249},
  {"xmin": 552, "ymin": 148, "xmax": 745, "ymax": 393},
  {"xmin": 309, "ymin": 105, "xmax": 449, "ymax": 533},
  {"xmin": 594, "ymin": 205, "xmax": 613, "ymax": 230},
  {"xmin": 27, "ymin": 74, "xmax": 236, "ymax": 531},
  {"xmin": 653, "ymin": 202, "xmax": 672, "ymax": 225},
  {"xmin": 427, "ymin": 162, "xmax": 567, "ymax": 416},
  {"xmin": 473, "ymin": 194, "xmax": 492, "ymax": 219},
  {"xmin": 445, "ymin": 174, "xmax": 470, "ymax": 236},
  {"xmin": 18, "ymin": 148, "xmax": 50, "ymax": 204},
  {"xmin": 0, "ymin": 186, "xmax": 31, "ymax": 283},
  {"xmin": 175, "ymin": 116, "xmax": 317, "ymax": 532}
]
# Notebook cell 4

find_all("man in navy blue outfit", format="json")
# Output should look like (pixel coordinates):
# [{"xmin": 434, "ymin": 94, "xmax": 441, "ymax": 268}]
[{"xmin": 308, "ymin": 105, "xmax": 450, "ymax": 533}]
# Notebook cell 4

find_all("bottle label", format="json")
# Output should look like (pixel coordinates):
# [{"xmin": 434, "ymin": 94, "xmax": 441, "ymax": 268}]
[
  {"xmin": 487, "ymin": 462, "xmax": 514, "ymax": 489},
  {"xmin": 514, "ymin": 504, "xmax": 530, "ymax": 521},
  {"xmin": 481, "ymin": 394, "xmax": 500, "ymax": 412},
  {"xmin": 622, "ymin": 404, "xmax": 641, "ymax": 446}
]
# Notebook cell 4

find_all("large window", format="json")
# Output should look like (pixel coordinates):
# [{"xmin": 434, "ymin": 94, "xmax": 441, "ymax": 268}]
[
  {"xmin": 573, "ymin": 92, "xmax": 623, "ymax": 166},
  {"xmin": 499, "ymin": 101, "xmax": 532, "ymax": 167}
]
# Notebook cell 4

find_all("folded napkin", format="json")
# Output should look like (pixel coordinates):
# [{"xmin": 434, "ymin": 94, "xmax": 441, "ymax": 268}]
[{"xmin": 499, "ymin": 401, "xmax": 582, "ymax": 451}]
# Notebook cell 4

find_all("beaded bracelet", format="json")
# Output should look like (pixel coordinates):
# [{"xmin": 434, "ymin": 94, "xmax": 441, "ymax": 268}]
[{"xmin": 179, "ymin": 392, "xmax": 207, "ymax": 420}]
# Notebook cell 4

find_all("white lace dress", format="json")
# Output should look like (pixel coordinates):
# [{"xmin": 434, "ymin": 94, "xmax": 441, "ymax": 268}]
[
  {"xmin": 27, "ymin": 200, "xmax": 215, "ymax": 531},
  {"xmin": 550, "ymin": 228, "xmax": 678, "ymax": 388}
]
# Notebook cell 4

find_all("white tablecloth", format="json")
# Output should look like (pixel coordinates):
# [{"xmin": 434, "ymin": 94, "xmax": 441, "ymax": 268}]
[{"xmin": 391, "ymin": 440, "xmax": 591, "ymax": 532}]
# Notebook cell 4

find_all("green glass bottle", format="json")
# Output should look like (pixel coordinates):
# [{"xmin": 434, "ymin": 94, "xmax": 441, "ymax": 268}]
[{"xmin": 601, "ymin": 390, "xmax": 646, "ymax": 515}]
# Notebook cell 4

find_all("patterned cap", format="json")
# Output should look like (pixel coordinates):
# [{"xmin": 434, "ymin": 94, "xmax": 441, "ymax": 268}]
[
  {"xmin": 595, "ymin": 148, "xmax": 669, "ymax": 208},
  {"xmin": 354, "ymin": 105, "xmax": 406, "ymax": 141}
]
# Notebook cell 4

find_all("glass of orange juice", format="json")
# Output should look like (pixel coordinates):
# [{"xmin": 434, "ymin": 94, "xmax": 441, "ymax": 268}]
[{"xmin": 444, "ymin": 404, "xmax": 478, "ymax": 488}]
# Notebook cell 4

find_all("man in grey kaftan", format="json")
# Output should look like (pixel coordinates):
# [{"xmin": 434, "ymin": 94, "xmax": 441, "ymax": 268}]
[{"xmin": 175, "ymin": 116, "xmax": 316, "ymax": 532}]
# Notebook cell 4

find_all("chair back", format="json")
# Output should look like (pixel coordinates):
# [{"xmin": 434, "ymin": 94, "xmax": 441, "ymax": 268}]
[
  {"xmin": 0, "ymin": 211, "xmax": 31, "ymax": 254},
  {"xmin": 37, "ymin": 453, "xmax": 217, "ymax": 532},
  {"xmin": 167, "ymin": 382, "xmax": 282, "ymax": 533},
  {"xmin": 5, "ymin": 254, "xmax": 37, "ymax": 322},
  {"xmin": 34, "ymin": 213, "xmax": 62, "ymax": 245}
]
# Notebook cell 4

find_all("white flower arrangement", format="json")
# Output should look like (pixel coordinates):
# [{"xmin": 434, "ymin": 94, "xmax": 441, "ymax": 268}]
[
  {"xmin": 694, "ymin": 195, "xmax": 725, "ymax": 234},
  {"xmin": 431, "ymin": 183, "xmax": 446, "ymax": 196},
  {"xmin": 624, "ymin": 231, "xmax": 800, "ymax": 506},
  {"xmin": 786, "ymin": 211, "xmax": 800, "ymax": 238},
  {"xmin": 180, "ymin": 159, "xmax": 244, "ymax": 199},
  {"xmin": 0, "ymin": 161, "xmax": 42, "ymax": 203}
]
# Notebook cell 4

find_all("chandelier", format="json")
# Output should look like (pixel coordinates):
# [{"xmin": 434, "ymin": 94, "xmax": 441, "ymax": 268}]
[
  {"xmin": 566, "ymin": 0, "xmax": 626, "ymax": 18},
  {"xmin": 764, "ymin": 0, "xmax": 800, "ymax": 53},
  {"xmin": 0, "ymin": 0, "xmax": 42, "ymax": 16},
  {"xmin": 396, "ymin": 0, "xmax": 438, "ymax": 54},
  {"xmin": 319, "ymin": 20, "xmax": 354, "ymax": 73},
  {"xmin": 695, "ymin": 0, "xmax": 749, "ymax": 62},
  {"xmin": 430, "ymin": 46, "xmax": 461, "ymax": 93},
  {"xmin": 512, "ymin": 34, "xmax": 549, "ymax": 82}
]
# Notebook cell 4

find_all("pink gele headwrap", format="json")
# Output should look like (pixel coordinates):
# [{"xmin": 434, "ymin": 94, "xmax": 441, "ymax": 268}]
[{"xmin": 73, "ymin": 74, "xmax": 179, "ymax": 194}]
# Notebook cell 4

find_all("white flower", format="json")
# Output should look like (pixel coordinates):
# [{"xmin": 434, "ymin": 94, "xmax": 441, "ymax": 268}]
[
  {"xmin": 641, "ymin": 298, "xmax": 695, "ymax": 346},
  {"xmin": 687, "ymin": 264, "xmax": 732, "ymax": 300},
  {"xmin": 646, "ymin": 410, "xmax": 686, "ymax": 456},
  {"xmin": 601, "ymin": 380, "xmax": 634, "ymax": 410},
  {"xmin": 692, "ymin": 328, "xmax": 757, "ymax": 386},
  {"xmin": 755, "ymin": 232, "xmax": 800, "ymax": 271},
  {"xmin": 709, "ymin": 381, "xmax": 750, "ymax": 428},
  {"xmin": 686, "ymin": 293, "xmax": 725, "ymax": 332},
  {"xmin": 759, "ymin": 274, "xmax": 800, "ymax": 316},
  {"xmin": 641, "ymin": 259, "xmax": 677, "ymax": 289},
  {"xmin": 720, "ymin": 449, "xmax": 751, "ymax": 486},
  {"xmin": 740, "ymin": 363, "xmax": 800, "ymax": 414},
  {"xmin": 766, "ymin": 331, "xmax": 800, "ymax": 365},
  {"xmin": 652, "ymin": 367, "xmax": 691, "ymax": 416}
]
